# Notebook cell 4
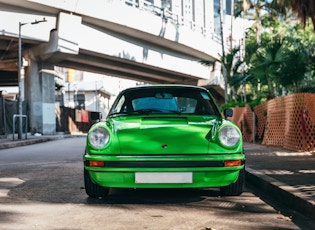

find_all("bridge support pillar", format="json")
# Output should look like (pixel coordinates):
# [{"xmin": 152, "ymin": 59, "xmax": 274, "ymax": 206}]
[{"xmin": 24, "ymin": 59, "xmax": 56, "ymax": 135}]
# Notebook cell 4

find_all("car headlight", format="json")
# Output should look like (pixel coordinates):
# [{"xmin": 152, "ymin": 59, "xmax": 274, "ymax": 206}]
[
  {"xmin": 88, "ymin": 127, "xmax": 110, "ymax": 149},
  {"xmin": 218, "ymin": 125, "xmax": 240, "ymax": 147}
]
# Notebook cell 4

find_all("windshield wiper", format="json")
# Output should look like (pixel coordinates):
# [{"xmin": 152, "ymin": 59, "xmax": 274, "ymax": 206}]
[
  {"xmin": 164, "ymin": 110, "xmax": 181, "ymax": 114},
  {"xmin": 133, "ymin": 109, "xmax": 163, "ymax": 115},
  {"xmin": 133, "ymin": 109, "xmax": 182, "ymax": 115}
]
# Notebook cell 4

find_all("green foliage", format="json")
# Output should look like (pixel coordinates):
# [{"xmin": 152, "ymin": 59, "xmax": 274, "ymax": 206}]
[
  {"xmin": 243, "ymin": 15, "xmax": 315, "ymax": 99},
  {"xmin": 203, "ymin": 1, "xmax": 315, "ymax": 106},
  {"xmin": 220, "ymin": 96, "xmax": 264, "ymax": 111},
  {"xmin": 220, "ymin": 101, "xmax": 246, "ymax": 110}
]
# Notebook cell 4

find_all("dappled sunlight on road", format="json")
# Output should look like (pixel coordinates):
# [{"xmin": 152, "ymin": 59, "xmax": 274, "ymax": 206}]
[{"xmin": 0, "ymin": 177, "xmax": 24, "ymax": 198}]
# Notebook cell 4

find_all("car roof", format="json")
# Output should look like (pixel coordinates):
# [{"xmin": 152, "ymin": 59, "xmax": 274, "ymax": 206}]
[{"xmin": 120, "ymin": 84, "xmax": 208, "ymax": 93}]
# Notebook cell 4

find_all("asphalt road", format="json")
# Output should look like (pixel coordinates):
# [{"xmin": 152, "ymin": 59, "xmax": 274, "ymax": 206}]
[{"xmin": 0, "ymin": 137, "xmax": 311, "ymax": 230}]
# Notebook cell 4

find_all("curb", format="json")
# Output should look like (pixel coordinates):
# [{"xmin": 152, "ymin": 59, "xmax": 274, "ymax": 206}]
[
  {"xmin": 0, "ymin": 134, "xmax": 86, "ymax": 150},
  {"xmin": 245, "ymin": 167, "xmax": 315, "ymax": 219}
]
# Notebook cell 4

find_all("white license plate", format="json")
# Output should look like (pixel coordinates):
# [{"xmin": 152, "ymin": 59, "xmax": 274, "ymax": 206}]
[{"xmin": 135, "ymin": 172, "xmax": 193, "ymax": 184}]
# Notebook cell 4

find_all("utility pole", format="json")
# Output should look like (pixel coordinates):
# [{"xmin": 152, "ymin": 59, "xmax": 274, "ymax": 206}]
[
  {"xmin": 17, "ymin": 18, "xmax": 47, "ymax": 139},
  {"xmin": 219, "ymin": 0, "xmax": 228, "ymax": 103}
]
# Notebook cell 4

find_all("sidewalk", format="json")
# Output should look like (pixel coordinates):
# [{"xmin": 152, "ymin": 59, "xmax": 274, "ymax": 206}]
[
  {"xmin": 0, "ymin": 133, "xmax": 88, "ymax": 150},
  {"xmin": 0, "ymin": 135, "xmax": 314, "ymax": 219},
  {"xmin": 244, "ymin": 142, "xmax": 315, "ymax": 220},
  {"xmin": 0, "ymin": 134, "xmax": 74, "ymax": 150}
]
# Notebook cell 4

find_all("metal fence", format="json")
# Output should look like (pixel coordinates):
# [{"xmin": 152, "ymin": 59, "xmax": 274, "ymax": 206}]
[
  {"xmin": 0, "ymin": 98, "xmax": 99, "ymax": 136},
  {"xmin": 0, "ymin": 96, "xmax": 28, "ymax": 136}
]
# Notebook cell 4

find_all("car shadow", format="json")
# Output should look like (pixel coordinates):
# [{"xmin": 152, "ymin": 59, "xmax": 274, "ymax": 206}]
[{"xmin": 85, "ymin": 188, "xmax": 221, "ymax": 205}]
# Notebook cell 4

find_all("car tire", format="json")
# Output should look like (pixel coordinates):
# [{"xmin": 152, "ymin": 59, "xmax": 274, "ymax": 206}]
[
  {"xmin": 220, "ymin": 168, "xmax": 245, "ymax": 196},
  {"xmin": 84, "ymin": 168, "xmax": 110, "ymax": 198}
]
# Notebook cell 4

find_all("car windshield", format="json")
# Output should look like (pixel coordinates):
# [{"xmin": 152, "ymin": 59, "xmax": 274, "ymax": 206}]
[{"xmin": 108, "ymin": 86, "xmax": 220, "ymax": 116}]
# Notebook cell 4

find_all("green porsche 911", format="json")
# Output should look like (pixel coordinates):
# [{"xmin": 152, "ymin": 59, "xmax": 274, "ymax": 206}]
[{"xmin": 84, "ymin": 85, "xmax": 245, "ymax": 198}]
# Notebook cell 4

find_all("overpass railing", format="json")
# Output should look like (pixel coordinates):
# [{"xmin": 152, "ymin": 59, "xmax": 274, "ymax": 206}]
[{"xmin": 123, "ymin": 0, "xmax": 216, "ymax": 40}]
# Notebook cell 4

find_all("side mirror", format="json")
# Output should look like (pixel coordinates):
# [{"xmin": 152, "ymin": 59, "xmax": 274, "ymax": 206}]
[{"xmin": 223, "ymin": 108, "xmax": 233, "ymax": 118}]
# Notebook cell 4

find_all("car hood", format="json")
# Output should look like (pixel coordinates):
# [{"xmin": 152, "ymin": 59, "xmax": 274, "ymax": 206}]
[{"xmin": 110, "ymin": 115, "xmax": 219, "ymax": 154}]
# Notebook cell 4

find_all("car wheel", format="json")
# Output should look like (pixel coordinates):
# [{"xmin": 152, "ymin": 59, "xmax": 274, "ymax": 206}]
[
  {"xmin": 220, "ymin": 168, "xmax": 245, "ymax": 196},
  {"xmin": 84, "ymin": 168, "xmax": 110, "ymax": 198}
]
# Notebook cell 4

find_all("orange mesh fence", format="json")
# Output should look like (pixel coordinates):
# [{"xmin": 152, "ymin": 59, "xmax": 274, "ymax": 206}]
[
  {"xmin": 283, "ymin": 94, "xmax": 315, "ymax": 151},
  {"xmin": 254, "ymin": 93, "xmax": 315, "ymax": 151},
  {"xmin": 229, "ymin": 93, "xmax": 315, "ymax": 152},
  {"xmin": 230, "ymin": 105, "xmax": 254, "ymax": 142}
]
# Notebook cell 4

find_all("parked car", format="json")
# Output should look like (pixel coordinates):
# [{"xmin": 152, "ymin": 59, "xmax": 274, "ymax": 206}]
[{"xmin": 84, "ymin": 84, "xmax": 244, "ymax": 198}]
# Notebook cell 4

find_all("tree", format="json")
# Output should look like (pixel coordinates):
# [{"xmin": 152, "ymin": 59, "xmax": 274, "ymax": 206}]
[
  {"xmin": 269, "ymin": 0, "xmax": 315, "ymax": 31},
  {"xmin": 232, "ymin": 1, "xmax": 315, "ymax": 98},
  {"xmin": 222, "ymin": 47, "xmax": 248, "ymax": 101},
  {"xmin": 248, "ymin": 37, "xmax": 284, "ymax": 98},
  {"xmin": 235, "ymin": 0, "xmax": 266, "ymax": 44},
  {"xmin": 291, "ymin": 0, "xmax": 315, "ymax": 31},
  {"xmin": 245, "ymin": 16, "xmax": 313, "ymax": 97},
  {"xmin": 282, "ymin": 23, "xmax": 315, "ymax": 92}
]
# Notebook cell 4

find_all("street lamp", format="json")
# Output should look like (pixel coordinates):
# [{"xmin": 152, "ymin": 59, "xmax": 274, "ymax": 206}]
[{"xmin": 18, "ymin": 17, "xmax": 47, "ymax": 140}]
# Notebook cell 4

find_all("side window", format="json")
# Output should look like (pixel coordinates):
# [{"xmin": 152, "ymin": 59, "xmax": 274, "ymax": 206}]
[
  {"xmin": 199, "ymin": 92, "xmax": 218, "ymax": 115},
  {"xmin": 113, "ymin": 95, "xmax": 125, "ymax": 113},
  {"xmin": 177, "ymin": 97, "xmax": 197, "ymax": 113}
]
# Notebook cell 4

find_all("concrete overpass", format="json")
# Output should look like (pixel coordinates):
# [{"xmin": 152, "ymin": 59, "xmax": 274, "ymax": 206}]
[{"xmin": 0, "ymin": 0, "xmax": 223, "ymax": 135}]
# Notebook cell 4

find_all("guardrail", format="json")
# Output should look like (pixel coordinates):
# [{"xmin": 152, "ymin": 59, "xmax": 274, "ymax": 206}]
[{"xmin": 12, "ymin": 114, "xmax": 28, "ymax": 141}]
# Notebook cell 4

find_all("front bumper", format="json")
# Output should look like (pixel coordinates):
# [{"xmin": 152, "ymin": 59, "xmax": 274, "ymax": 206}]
[{"xmin": 84, "ymin": 153, "xmax": 245, "ymax": 189}]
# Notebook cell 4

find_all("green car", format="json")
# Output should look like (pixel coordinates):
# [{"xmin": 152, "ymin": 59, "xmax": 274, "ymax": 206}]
[{"xmin": 84, "ymin": 85, "xmax": 245, "ymax": 198}]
